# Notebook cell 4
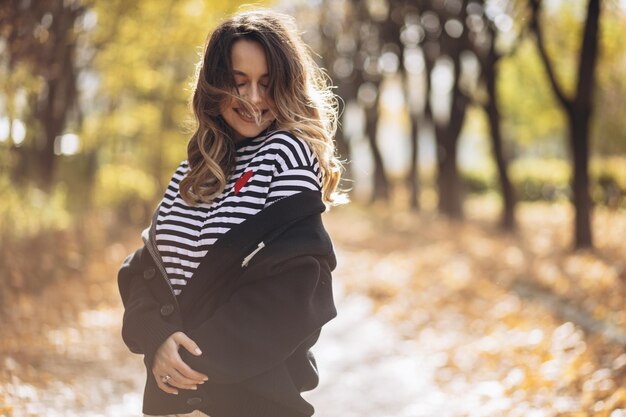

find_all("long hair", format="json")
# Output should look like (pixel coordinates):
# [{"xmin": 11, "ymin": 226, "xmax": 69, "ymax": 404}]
[{"xmin": 179, "ymin": 9, "xmax": 348, "ymax": 209}]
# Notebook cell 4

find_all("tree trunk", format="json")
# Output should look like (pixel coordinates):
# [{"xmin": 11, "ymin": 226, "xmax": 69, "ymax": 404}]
[
  {"xmin": 569, "ymin": 0, "xmax": 599, "ymax": 248},
  {"xmin": 38, "ymin": 78, "xmax": 63, "ymax": 189},
  {"xmin": 435, "ymin": 129, "xmax": 463, "ymax": 218},
  {"xmin": 365, "ymin": 96, "xmax": 390, "ymax": 202},
  {"xmin": 32, "ymin": 2, "xmax": 80, "ymax": 190},
  {"xmin": 407, "ymin": 108, "xmax": 420, "ymax": 210},
  {"xmin": 529, "ymin": 0, "xmax": 599, "ymax": 248},
  {"xmin": 484, "ymin": 53, "xmax": 516, "ymax": 230},
  {"xmin": 435, "ymin": 52, "xmax": 467, "ymax": 219},
  {"xmin": 569, "ymin": 114, "xmax": 593, "ymax": 247}
]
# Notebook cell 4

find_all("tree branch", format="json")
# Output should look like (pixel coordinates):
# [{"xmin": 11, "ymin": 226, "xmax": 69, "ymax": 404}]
[
  {"xmin": 528, "ymin": 0, "xmax": 573, "ymax": 113},
  {"xmin": 575, "ymin": 0, "xmax": 600, "ymax": 108}
]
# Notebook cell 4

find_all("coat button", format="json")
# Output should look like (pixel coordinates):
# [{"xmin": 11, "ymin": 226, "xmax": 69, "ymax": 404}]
[
  {"xmin": 143, "ymin": 267, "xmax": 156, "ymax": 280},
  {"xmin": 160, "ymin": 304, "xmax": 174, "ymax": 316},
  {"xmin": 186, "ymin": 397, "xmax": 202, "ymax": 406}
]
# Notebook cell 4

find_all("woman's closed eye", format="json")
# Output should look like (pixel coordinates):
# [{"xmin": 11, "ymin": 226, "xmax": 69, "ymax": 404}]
[{"xmin": 236, "ymin": 82, "xmax": 269, "ymax": 89}]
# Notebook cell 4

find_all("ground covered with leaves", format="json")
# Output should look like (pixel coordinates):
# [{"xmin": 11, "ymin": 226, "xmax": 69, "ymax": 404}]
[
  {"xmin": 0, "ymin": 198, "xmax": 625, "ymax": 416},
  {"xmin": 322, "ymin": 198, "xmax": 626, "ymax": 416}
]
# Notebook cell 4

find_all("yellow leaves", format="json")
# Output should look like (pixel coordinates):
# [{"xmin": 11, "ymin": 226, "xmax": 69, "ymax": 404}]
[
  {"xmin": 94, "ymin": 163, "xmax": 157, "ymax": 208},
  {"xmin": 564, "ymin": 253, "xmax": 619, "ymax": 290},
  {"xmin": 605, "ymin": 387, "xmax": 626, "ymax": 411},
  {"xmin": 83, "ymin": 0, "xmax": 265, "ymax": 188},
  {"xmin": 440, "ymin": 254, "xmax": 473, "ymax": 291},
  {"xmin": 503, "ymin": 244, "xmax": 526, "ymax": 269},
  {"xmin": 0, "ymin": 391, "xmax": 14, "ymax": 416},
  {"xmin": 325, "ymin": 197, "xmax": 626, "ymax": 415},
  {"xmin": 1, "ymin": 191, "xmax": 624, "ymax": 415},
  {"xmin": 0, "ymin": 213, "xmax": 149, "ymax": 414},
  {"xmin": 498, "ymin": 39, "xmax": 566, "ymax": 145},
  {"xmin": 0, "ymin": 178, "xmax": 71, "ymax": 238},
  {"xmin": 117, "ymin": 102, "xmax": 163, "ymax": 136}
]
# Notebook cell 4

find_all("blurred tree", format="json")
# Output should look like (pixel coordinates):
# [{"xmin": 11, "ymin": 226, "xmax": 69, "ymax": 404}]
[
  {"xmin": 420, "ymin": 0, "xmax": 471, "ymax": 219},
  {"xmin": 593, "ymin": 2, "xmax": 626, "ymax": 156},
  {"xmin": 295, "ymin": 0, "xmax": 624, "ymax": 221},
  {"xmin": 312, "ymin": 0, "xmax": 393, "ymax": 203},
  {"xmin": 354, "ymin": 0, "xmax": 391, "ymax": 202},
  {"xmin": 0, "ymin": 0, "xmax": 87, "ymax": 190},
  {"xmin": 466, "ymin": 0, "xmax": 527, "ymax": 230},
  {"xmin": 501, "ymin": 0, "xmax": 626, "ymax": 157},
  {"xmin": 317, "ymin": 0, "xmax": 355, "ymax": 192},
  {"xmin": 76, "ymin": 0, "xmax": 251, "ymax": 210},
  {"xmin": 389, "ymin": 0, "xmax": 423, "ymax": 210},
  {"xmin": 1, "ymin": 0, "xmax": 259, "ymax": 206},
  {"xmin": 529, "ymin": 0, "xmax": 601, "ymax": 248}
]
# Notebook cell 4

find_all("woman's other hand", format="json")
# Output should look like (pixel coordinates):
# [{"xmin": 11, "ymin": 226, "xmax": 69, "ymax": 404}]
[{"xmin": 152, "ymin": 331, "xmax": 209, "ymax": 395}]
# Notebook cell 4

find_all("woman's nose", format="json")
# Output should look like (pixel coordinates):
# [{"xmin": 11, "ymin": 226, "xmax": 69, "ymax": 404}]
[{"xmin": 246, "ymin": 83, "xmax": 263, "ymax": 105}]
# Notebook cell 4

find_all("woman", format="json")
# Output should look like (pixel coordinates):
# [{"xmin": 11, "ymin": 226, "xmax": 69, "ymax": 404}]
[{"xmin": 117, "ymin": 8, "xmax": 347, "ymax": 417}]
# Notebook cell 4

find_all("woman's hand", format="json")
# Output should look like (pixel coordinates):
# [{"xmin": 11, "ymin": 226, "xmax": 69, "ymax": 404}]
[{"xmin": 152, "ymin": 331, "xmax": 209, "ymax": 395}]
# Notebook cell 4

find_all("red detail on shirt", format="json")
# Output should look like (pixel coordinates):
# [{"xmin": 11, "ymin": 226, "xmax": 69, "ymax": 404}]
[{"xmin": 234, "ymin": 170, "xmax": 254, "ymax": 195}]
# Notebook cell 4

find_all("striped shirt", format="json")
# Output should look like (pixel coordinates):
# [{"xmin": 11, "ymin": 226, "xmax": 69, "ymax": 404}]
[{"xmin": 154, "ymin": 130, "xmax": 323, "ymax": 296}]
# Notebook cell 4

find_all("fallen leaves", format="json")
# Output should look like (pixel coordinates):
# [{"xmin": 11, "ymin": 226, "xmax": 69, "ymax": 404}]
[
  {"xmin": 0, "ymin": 215, "xmax": 144, "ymax": 417},
  {"xmin": 0, "ymin": 197, "xmax": 624, "ymax": 416},
  {"xmin": 325, "ymin": 197, "xmax": 626, "ymax": 416}
]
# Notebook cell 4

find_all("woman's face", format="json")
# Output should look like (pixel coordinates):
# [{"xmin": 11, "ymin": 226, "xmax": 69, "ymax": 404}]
[{"xmin": 221, "ymin": 39, "xmax": 276, "ymax": 142}]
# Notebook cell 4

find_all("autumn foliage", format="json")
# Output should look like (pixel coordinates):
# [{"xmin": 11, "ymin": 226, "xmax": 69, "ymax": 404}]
[{"xmin": 1, "ymin": 195, "xmax": 625, "ymax": 415}]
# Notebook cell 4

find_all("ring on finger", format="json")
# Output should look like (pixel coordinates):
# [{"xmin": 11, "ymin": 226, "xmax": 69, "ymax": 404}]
[{"xmin": 161, "ymin": 374, "xmax": 172, "ymax": 384}]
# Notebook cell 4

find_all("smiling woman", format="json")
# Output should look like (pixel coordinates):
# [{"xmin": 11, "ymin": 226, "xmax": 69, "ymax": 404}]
[
  {"xmin": 220, "ymin": 40, "xmax": 275, "ymax": 141},
  {"xmin": 178, "ymin": 9, "xmax": 345, "ymax": 208},
  {"xmin": 117, "ymin": 8, "xmax": 348, "ymax": 417}
]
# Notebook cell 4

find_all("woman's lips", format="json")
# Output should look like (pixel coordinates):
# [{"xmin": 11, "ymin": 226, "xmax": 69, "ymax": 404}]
[{"xmin": 234, "ymin": 108, "xmax": 267, "ymax": 123}]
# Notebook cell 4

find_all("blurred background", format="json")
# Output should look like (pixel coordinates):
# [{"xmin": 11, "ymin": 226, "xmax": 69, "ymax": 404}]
[{"xmin": 1, "ymin": 0, "xmax": 625, "ymax": 416}]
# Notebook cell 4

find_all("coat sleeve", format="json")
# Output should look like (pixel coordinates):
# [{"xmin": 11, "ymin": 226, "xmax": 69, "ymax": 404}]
[
  {"xmin": 181, "ymin": 252, "xmax": 336, "ymax": 385},
  {"xmin": 117, "ymin": 246, "xmax": 183, "ymax": 366}
]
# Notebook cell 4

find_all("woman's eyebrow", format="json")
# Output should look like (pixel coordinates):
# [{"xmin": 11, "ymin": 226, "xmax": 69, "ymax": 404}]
[{"xmin": 233, "ymin": 70, "xmax": 270, "ymax": 78}]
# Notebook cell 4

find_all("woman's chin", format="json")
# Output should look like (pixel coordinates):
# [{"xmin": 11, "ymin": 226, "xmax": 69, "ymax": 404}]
[{"xmin": 234, "ymin": 124, "xmax": 271, "ymax": 140}]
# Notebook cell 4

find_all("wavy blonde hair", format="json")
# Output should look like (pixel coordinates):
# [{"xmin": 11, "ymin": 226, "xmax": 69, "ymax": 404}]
[{"xmin": 179, "ymin": 9, "xmax": 348, "ymax": 209}]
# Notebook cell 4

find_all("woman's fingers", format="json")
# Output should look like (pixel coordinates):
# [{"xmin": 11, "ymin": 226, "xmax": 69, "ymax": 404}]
[
  {"xmin": 175, "ymin": 357, "xmax": 209, "ymax": 382},
  {"xmin": 151, "ymin": 331, "xmax": 209, "ymax": 393},
  {"xmin": 152, "ymin": 368, "xmax": 178, "ymax": 395},
  {"xmin": 165, "ymin": 368, "xmax": 201, "ymax": 390},
  {"xmin": 172, "ymin": 332, "xmax": 210, "ymax": 382},
  {"xmin": 153, "ymin": 365, "xmax": 197, "ymax": 391},
  {"xmin": 173, "ymin": 332, "xmax": 203, "ymax": 357},
  {"xmin": 165, "ymin": 366, "xmax": 202, "ymax": 388},
  {"xmin": 156, "ymin": 357, "xmax": 203, "ymax": 389}
]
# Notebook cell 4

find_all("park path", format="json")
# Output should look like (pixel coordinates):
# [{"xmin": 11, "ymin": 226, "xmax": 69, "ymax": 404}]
[
  {"xmin": 303, "ymin": 245, "xmax": 521, "ymax": 417},
  {"xmin": 303, "ymin": 276, "xmax": 453, "ymax": 417}
]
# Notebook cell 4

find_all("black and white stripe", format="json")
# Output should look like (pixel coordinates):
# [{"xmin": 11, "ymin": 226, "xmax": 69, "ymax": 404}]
[{"xmin": 155, "ymin": 131, "xmax": 323, "ymax": 296}]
